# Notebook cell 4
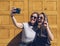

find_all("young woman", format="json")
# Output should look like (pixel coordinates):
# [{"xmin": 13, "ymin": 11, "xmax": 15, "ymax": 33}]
[
  {"xmin": 33, "ymin": 12, "xmax": 54, "ymax": 46},
  {"xmin": 11, "ymin": 7, "xmax": 39, "ymax": 46}
]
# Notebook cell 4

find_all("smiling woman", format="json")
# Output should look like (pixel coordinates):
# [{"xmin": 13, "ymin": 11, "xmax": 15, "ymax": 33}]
[
  {"xmin": 10, "ymin": 8, "xmax": 39, "ymax": 46},
  {"xmin": 32, "ymin": 12, "xmax": 54, "ymax": 46}
]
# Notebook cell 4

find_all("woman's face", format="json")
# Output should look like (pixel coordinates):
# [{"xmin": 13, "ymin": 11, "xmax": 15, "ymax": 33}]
[
  {"xmin": 30, "ymin": 14, "xmax": 38, "ymax": 24},
  {"xmin": 38, "ymin": 14, "xmax": 44, "ymax": 24}
]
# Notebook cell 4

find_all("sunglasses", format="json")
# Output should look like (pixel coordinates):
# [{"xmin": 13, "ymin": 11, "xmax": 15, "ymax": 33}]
[
  {"xmin": 31, "ymin": 16, "xmax": 37, "ymax": 19},
  {"xmin": 38, "ymin": 17, "xmax": 44, "ymax": 19}
]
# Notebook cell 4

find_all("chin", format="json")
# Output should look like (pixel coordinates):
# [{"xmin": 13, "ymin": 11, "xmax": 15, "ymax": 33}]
[
  {"xmin": 31, "ymin": 21, "xmax": 35, "ymax": 24},
  {"xmin": 38, "ymin": 23, "xmax": 42, "ymax": 25}
]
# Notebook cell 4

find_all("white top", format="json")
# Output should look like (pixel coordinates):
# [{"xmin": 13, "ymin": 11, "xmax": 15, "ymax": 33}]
[{"xmin": 21, "ymin": 22, "xmax": 36, "ymax": 43}]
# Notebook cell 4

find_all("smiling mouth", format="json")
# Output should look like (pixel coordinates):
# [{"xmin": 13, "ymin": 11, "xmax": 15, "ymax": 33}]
[
  {"xmin": 31, "ymin": 19, "xmax": 35, "ymax": 21},
  {"xmin": 38, "ymin": 21, "xmax": 41, "ymax": 23},
  {"xmin": 32, "ymin": 20, "xmax": 35, "ymax": 21},
  {"xmin": 38, "ymin": 20, "xmax": 42, "ymax": 23}
]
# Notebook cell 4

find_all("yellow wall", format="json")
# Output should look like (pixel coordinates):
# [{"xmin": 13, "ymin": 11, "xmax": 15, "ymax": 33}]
[{"xmin": 0, "ymin": 0, "xmax": 60, "ymax": 46}]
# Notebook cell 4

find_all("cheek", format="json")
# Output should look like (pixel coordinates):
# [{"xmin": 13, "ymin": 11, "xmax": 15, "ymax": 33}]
[
  {"xmin": 35, "ymin": 19, "xmax": 37, "ymax": 21},
  {"xmin": 42, "ymin": 20, "xmax": 44, "ymax": 22},
  {"xmin": 33, "ymin": 20, "xmax": 36, "ymax": 22}
]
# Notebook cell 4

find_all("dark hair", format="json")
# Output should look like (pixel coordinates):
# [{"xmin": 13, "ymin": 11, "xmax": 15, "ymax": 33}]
[{"xmin": 40, "ymin": 12, "xmax": 48, "ymax": 22}]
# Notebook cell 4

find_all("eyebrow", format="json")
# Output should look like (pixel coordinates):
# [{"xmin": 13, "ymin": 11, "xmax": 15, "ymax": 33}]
[{"xmin": 33, "ymin": 16, "xmax": 37, "ymax": 17}]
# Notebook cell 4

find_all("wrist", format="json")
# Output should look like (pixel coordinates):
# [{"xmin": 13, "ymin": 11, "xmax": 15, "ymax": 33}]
[
  {"xmin": 11, "ymin": 14, "xmax": 14, "ymax": 17},
  {"xmin": 46, "ymin": 25, "xmax": 49, "ymax": 29}
]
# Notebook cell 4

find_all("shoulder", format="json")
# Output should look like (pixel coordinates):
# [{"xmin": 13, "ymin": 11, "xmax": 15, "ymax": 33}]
[
  {"xmin": 22, "ymin": 22, "xmax": 29, "ymax": 27},
  {"xmin": 23, "ymin": 22, "xmax": 28, "ymax": 25}
]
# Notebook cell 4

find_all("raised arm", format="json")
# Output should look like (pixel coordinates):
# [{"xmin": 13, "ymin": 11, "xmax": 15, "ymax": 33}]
[
  {"xmin": 44, "ymin": 21, "xmax": 54, "ymax": 41},
  {"xmin": 46, "ymin": 26, "xmax": 54, "ymax": 41},
  {"xmin": 10, "ymin": 8, "xmax": 23, "ymax": 28}
]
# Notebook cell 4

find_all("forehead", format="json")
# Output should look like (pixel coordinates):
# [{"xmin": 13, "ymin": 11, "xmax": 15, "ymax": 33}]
[
  {"xmin": 32, "ymin": 14, "xmax": 38, "ymax": 17},
  {"xmin": 39, "ymin": 14, "xmax": 44, "ymax": 17}
]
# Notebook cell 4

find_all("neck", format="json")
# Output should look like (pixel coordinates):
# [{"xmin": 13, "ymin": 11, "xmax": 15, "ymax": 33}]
[
  {"xmin": 31, "ymin": 23, "xmax": 34, "ymax": 25},
  {"xmin": 38, "ymin": 23, "xmax": 42, "ymax": 28},
  {"xmin": 38, "ymin": 25, "xmax": 41, "ymax": 28}
]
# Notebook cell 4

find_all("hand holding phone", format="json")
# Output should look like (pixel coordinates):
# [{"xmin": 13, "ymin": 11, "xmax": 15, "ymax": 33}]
[
  {"xmin": 11, "ymin": 7, "xmax": 21, "ymax": 17},
  {"xmin": 12, "ymin": 8, "xmax": 21, "ymax": 14}
]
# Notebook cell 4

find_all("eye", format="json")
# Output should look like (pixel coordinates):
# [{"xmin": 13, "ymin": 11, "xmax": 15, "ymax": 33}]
[
  {"xmin": 31, "ymin": 16, "xmax": 37, "ymax": 19},
  {"xmin": 38, "ymin": 17, "xmax": 43, "ymax": 19}
]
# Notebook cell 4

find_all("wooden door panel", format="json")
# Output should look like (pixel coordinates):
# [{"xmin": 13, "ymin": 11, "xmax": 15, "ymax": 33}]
[
  {"xmin": 0, "ymin": 29, "xmax": 9, "ymax": 39},
  {"xmin": 0, "ymin": 2, "xmax": 10, "ymax": 14},
  {"xmin": 31, "ymin": 0, "xmax": 43, "ymax": 1},
  {"xmin": 0, "ymin": 0, "xmax": 28, "ymax": 46},
  {"xmin": 0, "ymin": 2, "xmax": 10, "ymax": 11},
  {"xmin": 45, "ymin": 0, "xmax": 57, "ymax": 1},
  {"xmin": 57, "ymin": 1, "xmax": 60, "ymax": 46},
  {"xmin": 43, "ymin": 2, "xmax": 57, "ymax": 11},
  {"xmin": 47, "ymin": 15, "xmax": 57, "ymax": 25},
  {"xmin": 32, "ymin": 2, "xmax": 43, "ymax": 11},
  {"xmin": 1, "ymin": 15, "xmax": 10, "ymax": 25},
  {"xmin": 10, "ymin": 0, "xmax": 24, "ymax": 1},
  {"xmin": 29, "ymin": 0, "xmax": 43, "ymax": 11},
  {"xmin": 13, "ymin": 2, "xmax": 24, "ymax": 10}
]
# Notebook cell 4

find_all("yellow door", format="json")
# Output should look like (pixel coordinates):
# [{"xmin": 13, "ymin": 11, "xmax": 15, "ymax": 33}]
[
  {"xmin": 0, "ymin": 0, "xmax": 60, "ymax": 46},
  {"xmin": 0, "ymin": 0, "xmax": 28, "ymax": 46}
]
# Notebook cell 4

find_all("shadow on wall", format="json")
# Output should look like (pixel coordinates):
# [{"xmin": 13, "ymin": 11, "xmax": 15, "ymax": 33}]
[{"xmin": 7, "ymin": 31, "xmax": 22, "ymax": 46}]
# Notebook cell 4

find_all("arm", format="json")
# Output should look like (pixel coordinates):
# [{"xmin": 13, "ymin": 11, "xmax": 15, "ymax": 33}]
[
  {"xmin": 46, "ymin": 26, "xmax": 54, "ymax": 41},
  {"xmin": 10, "ymin": 8, "xmax": 23, "ymax": 28},
  {"xmin": 11, "ymin": 16, "xmax": 23, "ymax": 28},
  {"xmin": 44, "ymin": 21, "xmax": 54, "ymax": 41}
]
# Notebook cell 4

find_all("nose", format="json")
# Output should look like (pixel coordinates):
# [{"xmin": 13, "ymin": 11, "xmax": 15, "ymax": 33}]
[
  {"xmin": 32, "ymin": 17, "xmax": 34, "ymax": 19},
  {"xmin": 38, "ymin": 17, "xmax": 40, "ymax": 19}
]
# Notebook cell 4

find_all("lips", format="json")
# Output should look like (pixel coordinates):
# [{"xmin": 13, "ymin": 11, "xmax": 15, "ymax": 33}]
[
  {"xmin": 38, "ymin": 21, "xmax": 41, "ymax": 23},
  {"xmin": 31, "ymin": 18, "xmax": 36, "ymax": 21},
  {"xmin": 38, "ymin": 19, "xmax": 42, "ymax": 23}
]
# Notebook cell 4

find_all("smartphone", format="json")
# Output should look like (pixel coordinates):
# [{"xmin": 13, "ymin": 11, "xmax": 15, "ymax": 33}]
[{"xmin": 13, "ymin": 8, "xmax": 21, "ymax": 14}]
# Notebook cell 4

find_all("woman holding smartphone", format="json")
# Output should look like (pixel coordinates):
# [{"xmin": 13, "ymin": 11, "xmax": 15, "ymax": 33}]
[{"xmin": 11, "ymin": 7, "xmax": 39, "ymax": 46}]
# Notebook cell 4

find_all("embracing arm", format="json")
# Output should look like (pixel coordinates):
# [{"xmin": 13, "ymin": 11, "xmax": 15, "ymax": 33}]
[
  {"xmin": 46, "ymin": 26, "xmax": 54, "ymax": 41},
  {"xmin": 44, "ymin": 20, "xmax": 54, "ymax": 41}
]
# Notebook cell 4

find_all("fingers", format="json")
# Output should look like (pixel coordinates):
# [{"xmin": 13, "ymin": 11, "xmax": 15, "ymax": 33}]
[
  {"xmin": 10, "ymin": 7, "xmax": 16, "ymax": 16},
  {"xmin": 12, "ymin": 7, "xmax": 16, "ymax": 9},
  {"xmin": 11, "ymin": 7, "xmax": 16, "ymax": 12},
  {"xmin": 44, "ymin": 21, "xmax": 48, "ymax": 27}
]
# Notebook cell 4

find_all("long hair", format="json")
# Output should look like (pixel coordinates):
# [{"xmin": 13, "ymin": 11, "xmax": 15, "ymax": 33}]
[
  {"xmin": 40, "ymin": 12, "xmax": 48, "ymax": 22},
  {"xmin": 37, "ymin": 12, "xmax": 48, "ymax": 35}
]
